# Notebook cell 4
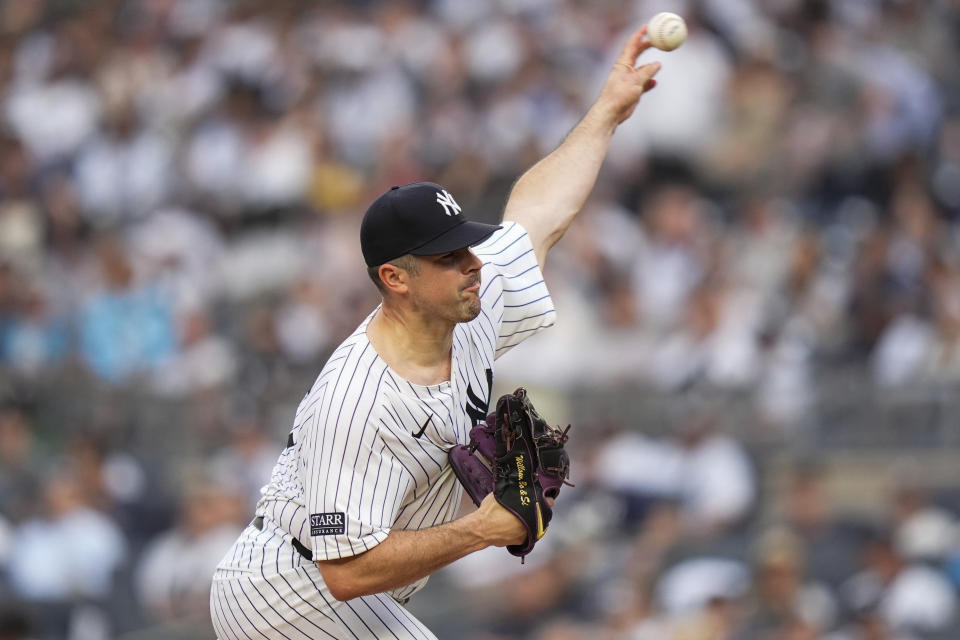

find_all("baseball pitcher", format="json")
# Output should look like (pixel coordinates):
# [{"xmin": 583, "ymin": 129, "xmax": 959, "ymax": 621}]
[{"xmin": 210, "ymin": 25, "xmax": 660, "ymax": 640}]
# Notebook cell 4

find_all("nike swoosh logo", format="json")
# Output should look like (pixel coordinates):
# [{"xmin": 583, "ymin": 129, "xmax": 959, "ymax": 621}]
[{"xmin": 411, "ymin": 415, "xmax": 432, "ymax": 439}]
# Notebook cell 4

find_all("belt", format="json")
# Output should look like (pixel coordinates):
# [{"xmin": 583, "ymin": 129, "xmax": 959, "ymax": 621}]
[{"xmin": 252, "ymin": 516, "xmax": 314, "ymax": 561}]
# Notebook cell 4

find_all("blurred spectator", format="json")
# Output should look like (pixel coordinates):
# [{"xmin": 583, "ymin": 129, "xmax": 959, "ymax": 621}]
[
  {"xmin": 37, "ymin": 171, "xmax": 88, "ymax": 278},
  {"xmin": 923, "ymin": 257, "xmax": 960, "ymax": 383},
  {"xmin": 725, "ymin": 197, "xmax": 799, "ymax": 305},
  {"xmin": 854, "ymin": 37, "xmax": 941, "ymax": 164},
  {"xmin": 0, "ymin": 136, "xmax": 44, "ymax": 271},
  {"xmin": 891, "ymin": 482, "xmax": 957, "ymax": 564},
  {"xmin": 73, "ymin": 103, "xmax": 174, "ymax": 227},
  {"xmin": 152, "ymin": 307, "xmax": 237, "ymax": 397},
  {"xmin": 209, "ymin": 405, "xmax": 279, "ymax": 511},
  {"xmin": 591, "ymin": 430, "xmax": 683, "ymax": 525},
  {"xmin": 239, "ymin": 109, "xmax": 313, "ymax": 212},
  {"xmin": 1, "ymin": 283, "xmax": 69, "ymax": 377},
  {"xmin": 5, "ymin": 468, "xmax": 126, "ymax": 640},
  {"xmin": 739, "ymin": 527, "xmax": 837, "ymax": 639},
  {"xmin": 871, "ymin": 312, "xmax": 933, "ymax": 388},
  {"xmin": 275, "ymin": 276, "xmax": 332, "ymax": 365},
  {"xmin": 841, "ymin": 532, "xmax": 957, "ymax": 634},
  {"xmin": 135, "ymin": 478, "xmax": 243, "ymax": 624},
  {"xmin": 233, "ymin": 301, "xmax": 289, "ymax": 402},
  {"xmin": 774, "ymin": 461, "xmax": 864, "ymax": 589},
  {"xmin": 59, "ymin": 433, "xmax": 152, "ymax": 537},
  {"xmin": 0, "ymin": 406, "xmax": 43, "ymax": 523},
  {"xmin": 6, "ymin": 468, "xmax": 126, "ymax": 601},
  {"xmin": 126, "ymin": 206, "xmax": 225, "ymax": 315},
  {"xmin": 655, "ymin": 556, "xmax": 749, "ymax": 619},
  {"xmin": 599, "ymin": 579, "xmax": 672, "ymax": 639},
  {"xmin": 139, "ymin": 35, "xmax": 223, "ymax": 130},
  {"xmin": 671, "ymin": 398, "xmax": 756, "ymax": 536},
  {"xmin": 4, "ymin": 35, "xmax": 102, "ymax": 165},
  {"xmin": 631, "ymin": 184, "xmax": 712, "ymax": 335},
  {"xmin": 589, "ymin": 395, "xmax": 755, "ymax": 537},
  {"xmin": 78, "ymin": 235, "xmax": 176, "ymax": 382},
  {"xmin": 183, "ymin": 81, "xmax": 256, "ymax": 215}
]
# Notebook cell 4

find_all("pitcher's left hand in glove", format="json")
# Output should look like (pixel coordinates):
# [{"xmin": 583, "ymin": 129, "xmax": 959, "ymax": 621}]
[{"xmin": 449, "ymin": 388, "xmax": 572, "ymax": 559}]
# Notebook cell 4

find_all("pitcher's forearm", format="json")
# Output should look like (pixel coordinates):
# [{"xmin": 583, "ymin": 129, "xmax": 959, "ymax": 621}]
[
  {"xmin": 502, "ymin": 27, "xmax": 661, "ymax": 268},
  {"xmin": 502, "ymin": 105, "xmax": 618, "ymax": 264},
  {"xmin": 317, "ymin": 515, "xmax": 484, "ymax": 600},
  {"xmin": 317, "ymin": 494, "xmax": 523, "ymax": 601}
]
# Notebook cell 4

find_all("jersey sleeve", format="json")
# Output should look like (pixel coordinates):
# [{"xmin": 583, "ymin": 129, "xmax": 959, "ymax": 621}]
[
  {"xmin": 299, "ymin": 367, "xmax": 413, "ymax": 560},
  {"xmin": 472, "ymin": 221, "xmax": 556, "ymax": 359}
]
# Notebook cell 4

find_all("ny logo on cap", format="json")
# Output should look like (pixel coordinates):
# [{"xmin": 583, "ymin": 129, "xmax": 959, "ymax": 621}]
[{"xmin": 436, "ymin": 189, "xmax": 462, "ymax": 217}]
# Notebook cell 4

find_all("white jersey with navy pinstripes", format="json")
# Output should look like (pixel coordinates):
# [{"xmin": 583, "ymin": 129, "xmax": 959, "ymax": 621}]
[{"xmin": 211, "ymin": 221, "xmax": 555, "ymax": 640}]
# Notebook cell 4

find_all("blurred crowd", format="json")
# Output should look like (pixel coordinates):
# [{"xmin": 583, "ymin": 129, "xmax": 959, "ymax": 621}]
[{"xmin": 0, "ymin": 0, "xmax": 958, "ymax": 638}]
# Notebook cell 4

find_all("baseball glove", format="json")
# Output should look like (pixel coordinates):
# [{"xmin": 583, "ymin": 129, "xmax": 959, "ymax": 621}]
[{"xmin": 449, "ymin": 388, "xmax": 572, "ymax": 558}]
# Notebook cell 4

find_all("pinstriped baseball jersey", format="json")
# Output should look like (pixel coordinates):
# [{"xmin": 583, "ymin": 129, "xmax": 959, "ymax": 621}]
[{"xmin": 211, "ymin": 222, "xmax": 555, "ymax": 639}]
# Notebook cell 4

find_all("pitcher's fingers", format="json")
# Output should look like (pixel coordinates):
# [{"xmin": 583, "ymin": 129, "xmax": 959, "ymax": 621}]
[
  {"xmin": 615, "ymin": 25, "xmax": 650, "ymax": 68},
  {"xmin": 643, "ymin": 79, "xmax": 657, "ymax": 92},
  {"xmin": 635, "ymin": 61, "xmax": 661, "ymax": 83}
]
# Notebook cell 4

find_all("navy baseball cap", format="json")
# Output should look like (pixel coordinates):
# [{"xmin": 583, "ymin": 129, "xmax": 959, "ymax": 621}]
[{"xmin": 360, "ymin": 182, "xmax": 502, "ymax": 267}]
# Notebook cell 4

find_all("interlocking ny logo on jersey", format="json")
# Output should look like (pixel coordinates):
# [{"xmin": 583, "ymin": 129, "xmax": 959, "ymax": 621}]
[
  {"xmin": 436, "ymin": 189, "xmax": 461, "ymax": 217},
  {"xmin": 465, "ymin": 368, "xmax": 494, "ymax": 424},
  {"xmin": 310, "ymin": 512, "xmax": 345, "ymax": 536}
]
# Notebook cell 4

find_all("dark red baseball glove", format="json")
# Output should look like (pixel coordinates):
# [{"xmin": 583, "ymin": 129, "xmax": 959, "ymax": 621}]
[{"xmin": 449, "ymin": 388, "xmax": 572, "ymax": 558}]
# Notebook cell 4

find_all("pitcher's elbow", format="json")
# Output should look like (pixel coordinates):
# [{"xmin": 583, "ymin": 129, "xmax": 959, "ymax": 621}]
[
  {"xmin": 328, "ymin": 582, "xmax": 360, "ymax": 602},
  {"xmin": 318, "ymin": 564, "xmax": 361, "ymax": 601}
]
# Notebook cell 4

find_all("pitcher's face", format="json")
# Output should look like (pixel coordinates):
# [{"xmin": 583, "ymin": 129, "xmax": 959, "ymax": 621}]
[{"xmin": 408, "ymin": 248, "xmax": 483, "ymax": 323}]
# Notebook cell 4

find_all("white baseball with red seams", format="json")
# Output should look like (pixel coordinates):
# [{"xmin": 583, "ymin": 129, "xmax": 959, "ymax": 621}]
[{"xmin": 647, "ymin": 12, "xmax": 687, "ymax": 51}]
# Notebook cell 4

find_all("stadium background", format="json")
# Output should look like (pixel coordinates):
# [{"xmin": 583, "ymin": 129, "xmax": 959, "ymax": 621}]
[{"xmin": 0, "ymin": 0, "xmax": 959, "ymax": 638}]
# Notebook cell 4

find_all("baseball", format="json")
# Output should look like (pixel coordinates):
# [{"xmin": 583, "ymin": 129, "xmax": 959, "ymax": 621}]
[{"xmin": 647, "ymin": 12, "xmax": 687, "ymax": 51}]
